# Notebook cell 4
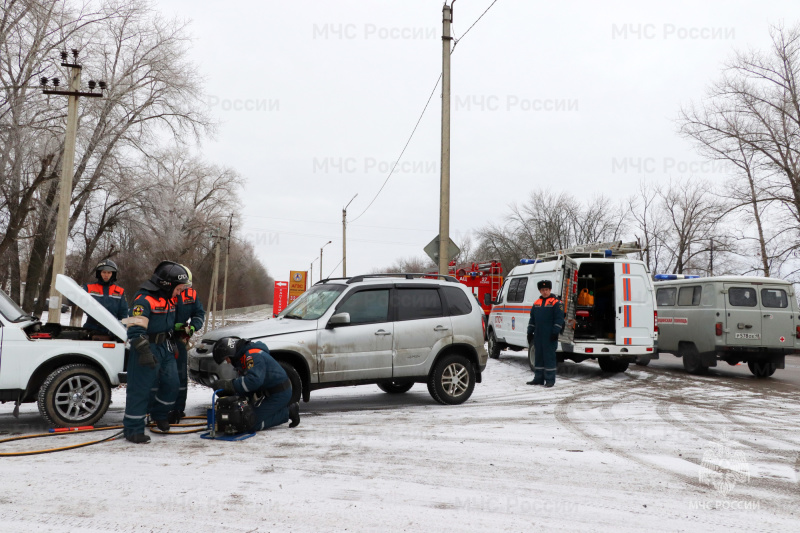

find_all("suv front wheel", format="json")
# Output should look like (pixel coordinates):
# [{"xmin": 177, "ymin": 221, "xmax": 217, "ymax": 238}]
[
  {"xmin": 428, "ymin": 354, "xmax": 476, "ymax": 405},
  {"xmin": 37, "ymin": 364, "xmax": 111, "ymax": 427}
]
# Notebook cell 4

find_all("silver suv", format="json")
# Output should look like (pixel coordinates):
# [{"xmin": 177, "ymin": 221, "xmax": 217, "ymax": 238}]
[{"xmin": 188, "ymin": 274, "xmax": 488, "ymax": 405}]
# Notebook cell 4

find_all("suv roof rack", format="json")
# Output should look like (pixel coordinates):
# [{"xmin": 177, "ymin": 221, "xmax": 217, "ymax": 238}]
[
  {"xmin": 314, "ymin": 277, "xmax": 350, "ymax": 285},
  {"xmin": 346, "ymin": 273, "xmax": 459, "ymax": 284},
  {"xmin": 532, "ymin": 240, "xmax": 643, "ymax": 261}
]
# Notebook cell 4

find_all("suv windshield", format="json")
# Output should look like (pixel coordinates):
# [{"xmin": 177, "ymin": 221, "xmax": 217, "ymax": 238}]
[
  {"xmin": 278, "ymin": 284, "xmax": 345, "ymax": 320},
  {"xmin": 0, "ymin": 289, "xmax": 29, "ymax": 322}
]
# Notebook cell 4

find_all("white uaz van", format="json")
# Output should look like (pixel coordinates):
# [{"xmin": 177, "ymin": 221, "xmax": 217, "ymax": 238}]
[{"xmin": 486, "ymin": 242, "xmax": 658, "ymax": 373}]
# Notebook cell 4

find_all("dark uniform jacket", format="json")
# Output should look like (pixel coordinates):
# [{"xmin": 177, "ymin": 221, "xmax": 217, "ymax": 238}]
[
  {"xmin": 83, "ymin": 282, "xmax": 128, "ymax": 334},
  {"xmin": 175, "ymin": 287, "xmax": 205, "ymax": 331},
  {"xmin": 231, "ymin": 341, "xmax": 288, "ymax": 396},
  {"xmin": 526, "ymin": 295, "xmax": 566, "ymax": 339},
  {"xmin": 127, "ymin": 284, "xmax": 176, "ymax": 341}
]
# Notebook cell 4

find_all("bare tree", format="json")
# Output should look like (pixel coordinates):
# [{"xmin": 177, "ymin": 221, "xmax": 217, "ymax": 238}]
[
  {"xmin": 476, "ymin": 189, "xmax": 628, "ymax": 274},
  {"xmin": 627, "ymin": 181, "xmax": 667, "ymax": 274},
  {"xmin": 657, "ymin": 179, "xmax": 729, "ymax": 275},
  {"xmin": 680, "ymin": 22, "xmax": 800, "ymax": 277}
]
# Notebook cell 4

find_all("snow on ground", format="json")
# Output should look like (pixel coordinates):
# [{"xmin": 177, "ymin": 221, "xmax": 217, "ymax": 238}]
[{"xmin": 1, "ymin": 349, "xmax": 799, "ymax": 532}]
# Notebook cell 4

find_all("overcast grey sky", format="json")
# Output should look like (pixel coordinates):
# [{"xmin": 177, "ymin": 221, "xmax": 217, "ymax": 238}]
[{"xmin": 158, "ymin": 0, "xmax": 794, "ymax": 283}]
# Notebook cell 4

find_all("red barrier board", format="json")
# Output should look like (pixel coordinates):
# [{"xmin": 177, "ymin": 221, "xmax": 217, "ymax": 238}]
[{"xmin": 273, "ymin": 281, "xmax": 289, "ymax": 317}]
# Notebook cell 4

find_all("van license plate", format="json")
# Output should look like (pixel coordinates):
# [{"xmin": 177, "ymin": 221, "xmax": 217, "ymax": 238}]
[{"xmin": 734, "ymin": 333, "xmax": 760, "ymax": 339}]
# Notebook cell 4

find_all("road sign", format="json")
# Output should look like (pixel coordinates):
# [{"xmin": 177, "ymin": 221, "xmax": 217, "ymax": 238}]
[
  {"xmin": 273, "ymin": 281, "xmax": 289, "ymax": 316},
  {"xmin": 424, "ymin": 235, "xmax": 461, "ymax": 264},
  {"xmin": 288, "ymin": 271, "xmax": 307, "ymax": 304}
]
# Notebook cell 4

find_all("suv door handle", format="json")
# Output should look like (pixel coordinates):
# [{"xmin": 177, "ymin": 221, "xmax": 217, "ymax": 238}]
[
  {"xmin": 434, "ymin": 325, "xmax": 450, "ymax": 331},
  {"xmin": 375, "ymin": 329, "xmax": 391, "ymax": 336},
  {"xmin": 737, "ymin": 323, "xmax": 753, "ymax": 329}
]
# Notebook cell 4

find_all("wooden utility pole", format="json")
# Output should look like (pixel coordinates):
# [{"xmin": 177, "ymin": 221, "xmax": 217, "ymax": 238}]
[
  {"xmin": 221, "ymin": 215, "xmax": 233, "ymax": 326},
  {"xmin": 43, "ymin": 50, "xmax": 104, "ymax": 323},
  {"xmin": 438, "ymin": 3, "xmax": 453, "ymax": 275},
  {"xmin": 208, "ymin": 229, "xmax": 221, "ymax": 330}
]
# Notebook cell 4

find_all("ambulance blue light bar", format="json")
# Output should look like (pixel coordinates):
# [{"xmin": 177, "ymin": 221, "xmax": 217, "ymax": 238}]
[
  {"xmin": 520, "ymin": 259, "xmax": 541, "ymax": 265},
  {"xmin": 654, "ymin": 274, "xmax": 701, "ymax": 280}
]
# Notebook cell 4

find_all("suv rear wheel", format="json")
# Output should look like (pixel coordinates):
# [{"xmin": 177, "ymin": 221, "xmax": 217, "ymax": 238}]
[
  {"xmin": 428, "ymin": 354, "xmax": 476, "ymax": 405},
  {"xmin": 37, "ymin": 364, "xmax": 111, "ymax": 427},
  {"xmin": 377, "ymin": 381, "xmax": 414, "ymax": 394}
]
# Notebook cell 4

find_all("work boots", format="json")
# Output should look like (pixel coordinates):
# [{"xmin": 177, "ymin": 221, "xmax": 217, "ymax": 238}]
[
  {"xmin": 126, "ymin": 433, "xmax": 151, "ymax": 444},
  {"xmin": 288, "ymin": 402, "xmax": 300, "ymax": 428},
  {"xmin": 155, "ymin": 419, "xmax": 170, "ymax": 432},
  {"xmin": 167, "ymin": 410, "xmax": 185, "ymax": 424}
]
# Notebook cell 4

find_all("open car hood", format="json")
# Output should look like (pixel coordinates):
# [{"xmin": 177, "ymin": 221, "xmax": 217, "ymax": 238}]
[{"xmin": 56, "ymin": 274, "xmax": 127, "ymax": 341}]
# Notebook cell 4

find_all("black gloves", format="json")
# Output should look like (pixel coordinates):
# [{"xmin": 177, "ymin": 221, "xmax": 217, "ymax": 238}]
[
  {"xmin": 550, "ymin": 333, "xmax": 559, "ymax": 342},
  {"xmin": 132, "ymin": 336, "xmax": 156, "ymax": 369},
  {"xmin": 526, "ymin": 333, "xmax": 533, "ymax": 345},
  {"xmin": 212, "ymin": 379, "xmax": 236, "ymax": 397}
]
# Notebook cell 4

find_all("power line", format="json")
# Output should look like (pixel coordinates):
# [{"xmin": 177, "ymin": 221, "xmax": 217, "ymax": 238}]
[
  {"xmin": 349, "ymin": 0, "xmax": 501, "ymax": 224},
  {"xmin": 452, "ymin": 0, "xmax": 500, "ymax": 52},
  {"xmin": 240, "ymin": 213, "xmax": 433, "ymax": 232},
  {"xmin": 326, "ymin": 258, "xmax": 344, "ymax": 278},
  {"xmin": 240, "ymin": 226, "xmax": 420, "ymax": 247}
]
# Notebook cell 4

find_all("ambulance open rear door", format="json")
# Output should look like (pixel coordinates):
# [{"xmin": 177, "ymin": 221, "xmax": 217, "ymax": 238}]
[
  {"xmin": 559, "ymin": 256, "xmax": 578, "ymax": 344},
  {"xmin": 614, "ymin": 261, "xmax": 655, "ymax": 347}
]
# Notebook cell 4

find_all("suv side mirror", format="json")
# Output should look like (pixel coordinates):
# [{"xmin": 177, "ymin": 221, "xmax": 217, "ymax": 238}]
[
  {"xmin": 484, "ymin": 293, "xmax": 491, "ymax": 306},
  {"xmin": 327, "ymin": 312, "xmax": 350, "ymax": 328}
]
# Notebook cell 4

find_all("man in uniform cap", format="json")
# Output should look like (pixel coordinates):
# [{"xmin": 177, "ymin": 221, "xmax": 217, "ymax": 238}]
[{"xmin": 526, "ymin": 279, "xmax": 565, "ymax": 387}]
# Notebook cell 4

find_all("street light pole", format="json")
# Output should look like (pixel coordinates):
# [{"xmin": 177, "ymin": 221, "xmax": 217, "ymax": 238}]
[
  {"xmin": 342, "ymin": 194, "xmax": 357, "ymax": 277},
  {"xmin": 438, "ymin": 3, "xmax": 453, "ymax": 276},
  {"xmin": 42, "ymin": 49, "xmax": 104, "ymax": 323},
  {"xmin": 310, "ymin": 257, "xmax": 318, "ymax": 285},
  {"xmin": 320, "ymin": 240, "xmax": 332, "ymax": 280}
]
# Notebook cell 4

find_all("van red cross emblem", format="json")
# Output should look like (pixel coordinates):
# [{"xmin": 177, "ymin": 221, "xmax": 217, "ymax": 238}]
[{"xmin": 780, "ymin": 336, "xmax": 785, "ymax": 343}]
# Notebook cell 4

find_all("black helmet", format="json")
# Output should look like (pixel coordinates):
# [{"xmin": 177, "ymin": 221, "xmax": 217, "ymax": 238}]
[
  {"xmin": 537, "ymin": 279, "xmax": 552, "ymax": 290},
  {"xmin": 213, "ymin": 336, "xmax": 247, "ymax": 365},
  {"xmin": 95, "ymin": 259, "xmax": 118, "ymax": 283},
  {"xmin": 150, "ymin": 260, "xmax": 190, "ymax": 296}
]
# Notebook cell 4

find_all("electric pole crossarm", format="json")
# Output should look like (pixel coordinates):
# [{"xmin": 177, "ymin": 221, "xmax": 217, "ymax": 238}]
[{"xmin": 42, "ymin": 90, "xmax": 103, "ymax": 97}]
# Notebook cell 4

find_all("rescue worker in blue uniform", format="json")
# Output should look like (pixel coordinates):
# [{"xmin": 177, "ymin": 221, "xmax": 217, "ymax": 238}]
[
  {"xmin": 526, "ymin": 279, "xmax": 565, "ymax": 387},
  {"xmin": 83, "ymin": 259, "xmax": 128, "ymax": 339},
  {"xmin": 211, "ymin": 337, "xmax": 300, "ymax": 431},
  {"xmin": 123, "ymin": 261, "xmax": 190, "ymax": 444},
  {"xmin": 168, "ymin": 267, "xmax": 205, "ymax": 424}
]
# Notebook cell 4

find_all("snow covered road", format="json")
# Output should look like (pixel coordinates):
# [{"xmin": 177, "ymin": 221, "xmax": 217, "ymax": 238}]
[{"xmin": 1, "ymin": 351, "xmax": 798, "ymax": 532}]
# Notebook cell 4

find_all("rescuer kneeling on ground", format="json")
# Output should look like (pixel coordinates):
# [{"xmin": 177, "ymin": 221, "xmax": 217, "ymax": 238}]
[
  {"xmin": 211, "ymin": 337, "xmax": 300, "ymax": 431},
  {"xmin": 526, "ymin": 279, "xmax": 565, "ymax": 388}
]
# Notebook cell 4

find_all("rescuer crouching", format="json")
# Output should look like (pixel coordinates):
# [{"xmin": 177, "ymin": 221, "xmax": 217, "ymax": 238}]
[{"xmin": 211, "ymin": 337, "xmax": 300, "ymax": 431}]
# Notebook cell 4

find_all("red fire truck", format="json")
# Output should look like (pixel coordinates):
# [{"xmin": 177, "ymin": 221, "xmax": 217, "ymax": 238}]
[{"xmin": 433, "ymin": 260, "xmax": 504, "ymax": 319}]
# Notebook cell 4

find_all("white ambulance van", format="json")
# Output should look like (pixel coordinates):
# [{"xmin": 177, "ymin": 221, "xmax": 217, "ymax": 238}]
[{"xmin": 485, "ymin": 241, "xmax": 658, "ymax": 373}]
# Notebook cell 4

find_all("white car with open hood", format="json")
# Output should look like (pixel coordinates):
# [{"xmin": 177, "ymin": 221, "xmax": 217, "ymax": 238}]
[{"xmin": 0, "ymin": 274, "xmax": 127, "ymax": 427}]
